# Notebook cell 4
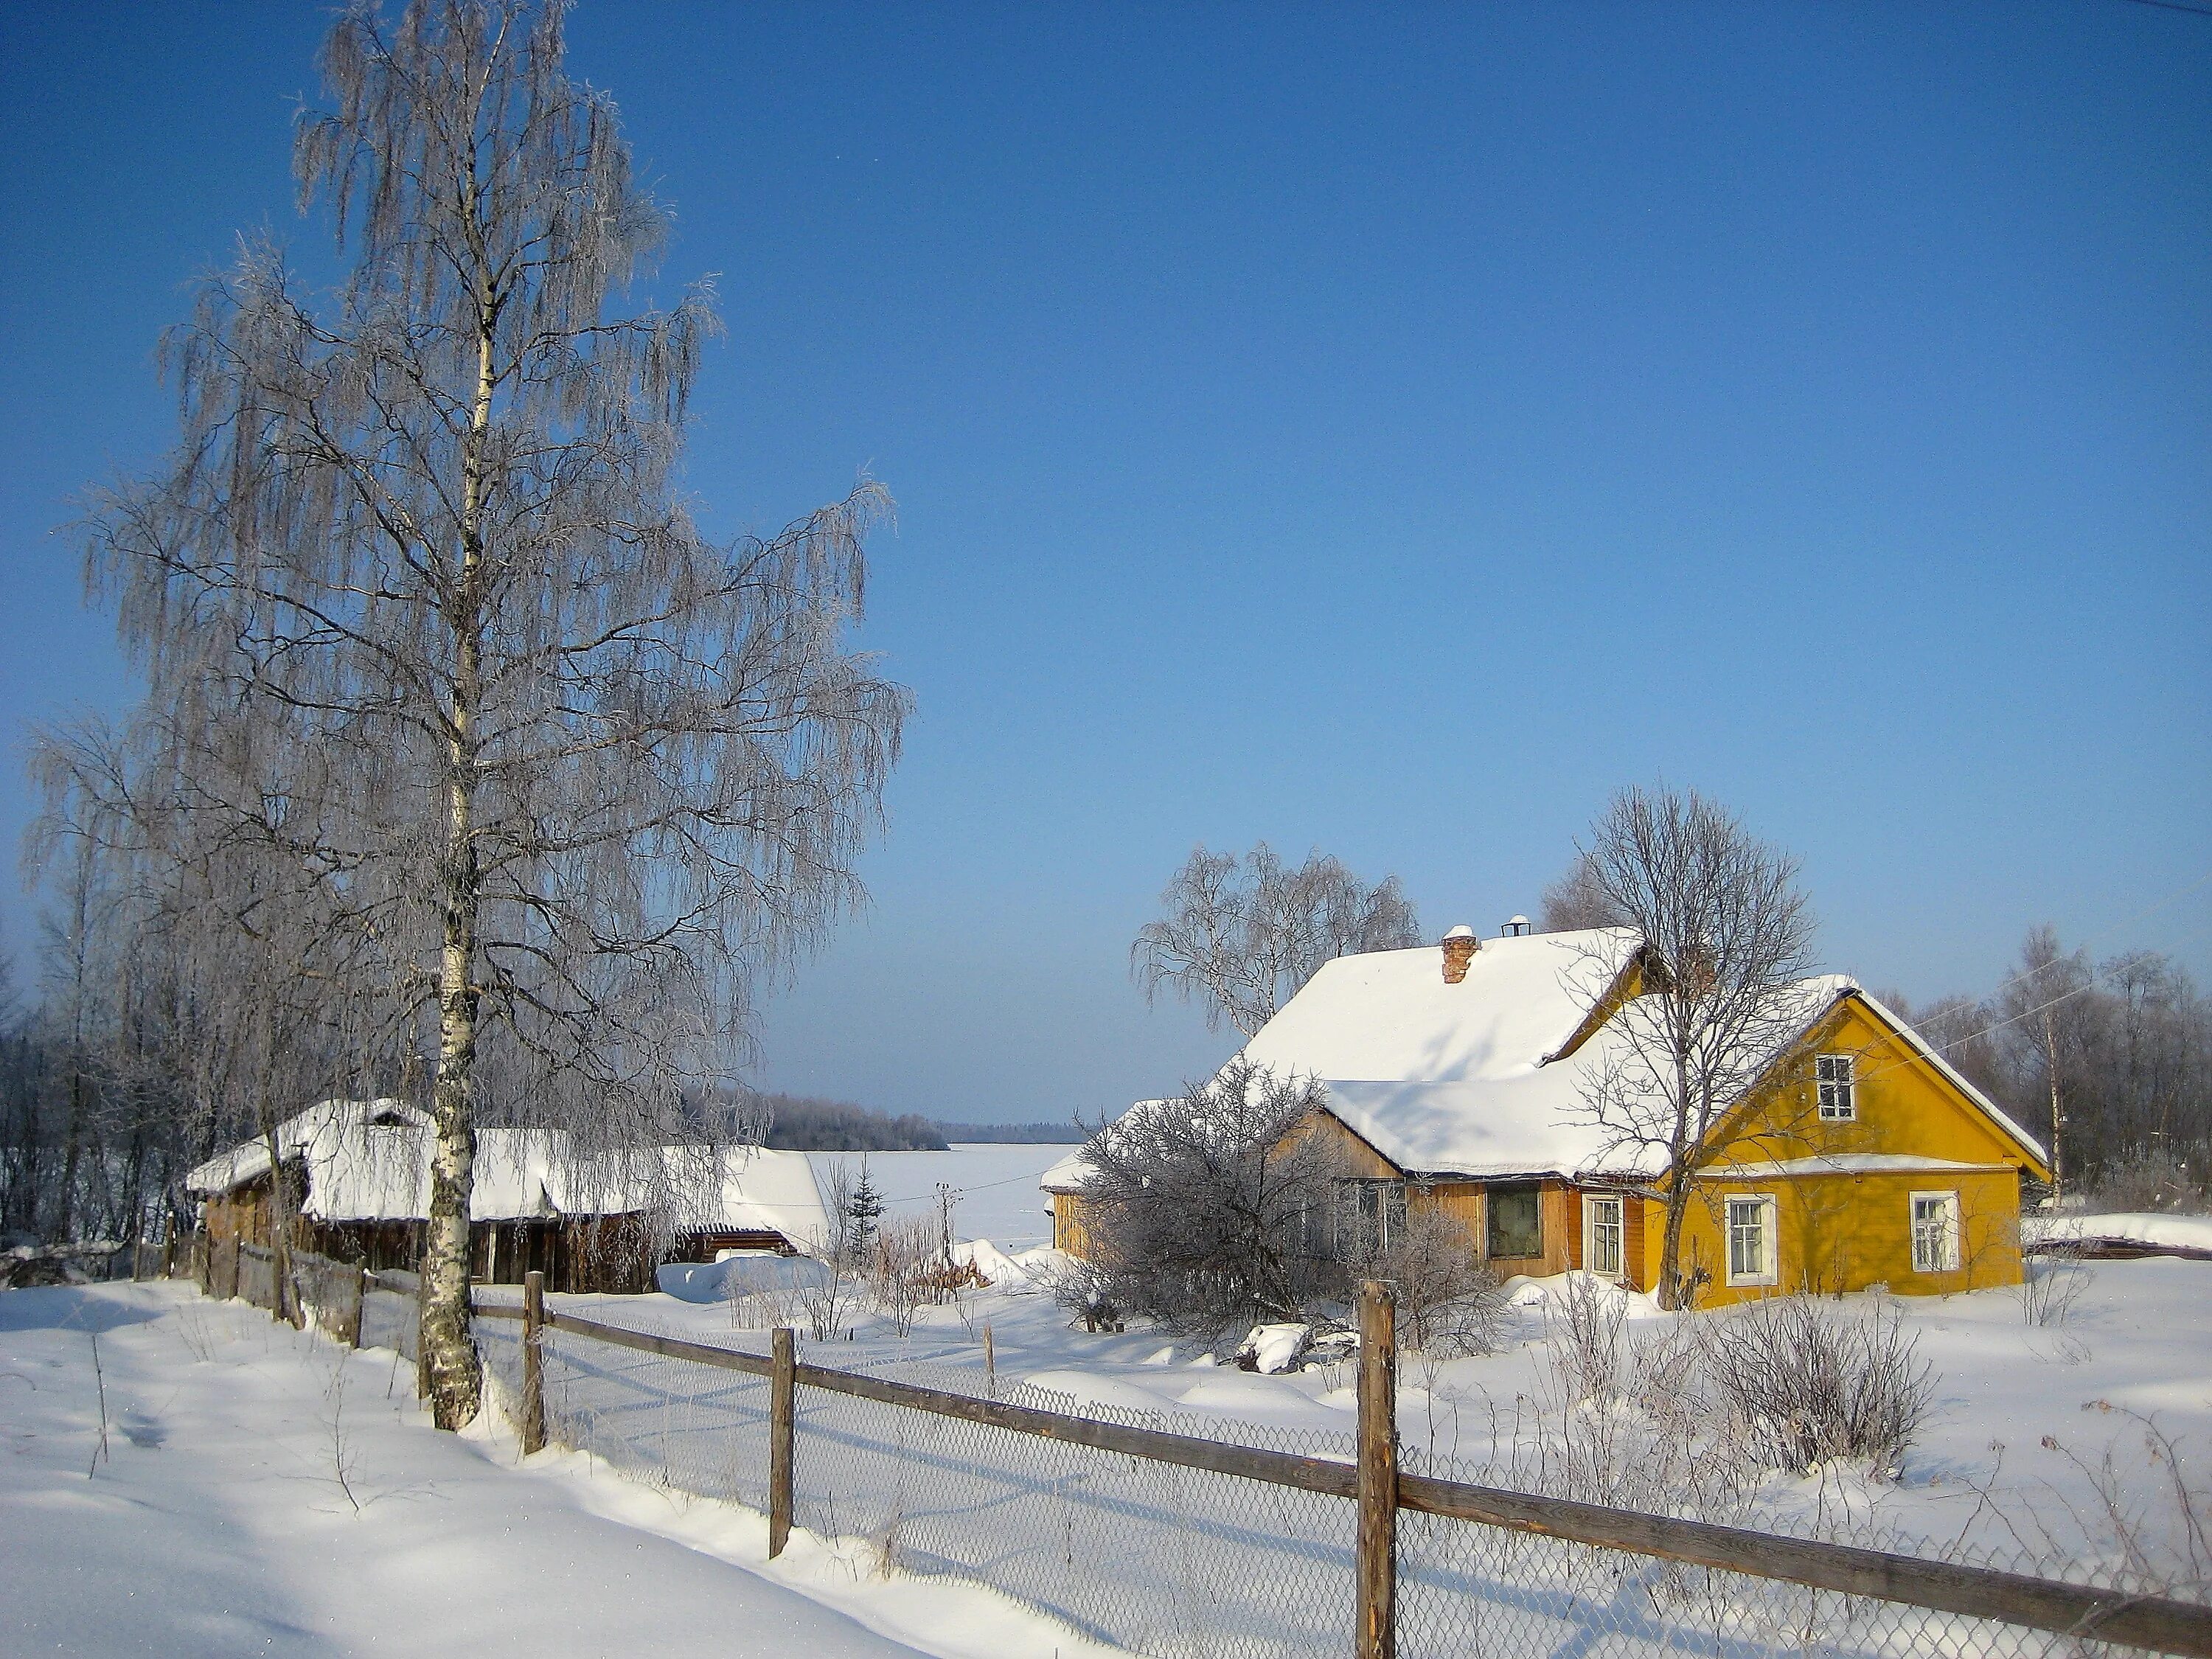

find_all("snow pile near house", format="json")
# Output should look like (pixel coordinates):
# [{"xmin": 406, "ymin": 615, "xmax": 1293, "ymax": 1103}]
[
  {"xmin": 657, "ymin": 1251, "xmax": 835, "ymax": 1304},
  {"xmin": 2024, "ymin": 1211, "xmax": 2212, "ymax": 1253},
  {"xmin": 952, "ymin": 1238, "xmax": 1062, "ymax": 1289}
]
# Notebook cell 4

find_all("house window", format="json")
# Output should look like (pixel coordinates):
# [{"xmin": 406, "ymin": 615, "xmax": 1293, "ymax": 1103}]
[
  {"xmin": 1335, "ymin": 1180, "xmax": 1407, "ymax": 1258},
  {"xmin": 1910, "ymin": 1191, "xmax": 1961, "ymax": 1274},
  {"xmin": 1488, "ymin": 1186, "xmax": 1543, "ymax": 1259},
  {"xmin": 1816, "ymin": 1054, "xmax": 1856, "ymax": 1121},
  {"xmin": 1583, "ymin": 1194, "xmax": 1624, "ymax": 1279},
  {"xmin": 1725, "ymin": 1194, "xmax": 1777, "ymax": 1286}
]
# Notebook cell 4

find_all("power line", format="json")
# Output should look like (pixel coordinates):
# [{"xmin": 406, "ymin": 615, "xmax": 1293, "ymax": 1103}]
[{"xmin": 2111, "ymin": 0, "xmax": 2212, "ymax": 17}]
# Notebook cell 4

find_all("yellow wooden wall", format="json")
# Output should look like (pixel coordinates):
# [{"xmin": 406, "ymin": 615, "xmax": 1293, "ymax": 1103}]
[
  {"xmin": 1053, "ymin": 993, "xmax": 2039, "ymax": 1310},
  {"xmin": 1642, "ymin": 994, "xmax": 2043, "ymax": 1305}
]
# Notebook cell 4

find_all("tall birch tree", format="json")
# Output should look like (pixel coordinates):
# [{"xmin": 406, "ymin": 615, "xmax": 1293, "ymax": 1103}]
[{"xmin": 82, "ymin": 0, "xmax": 910, "ymax": 1425}]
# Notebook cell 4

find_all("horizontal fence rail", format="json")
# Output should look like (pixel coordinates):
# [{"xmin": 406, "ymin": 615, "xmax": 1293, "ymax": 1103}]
[
  {"xmin": 169, "ymin": 1242, "xmax": 2212, "ymax": 1659},
  {"xmin": 476, "ymin": 1295, "xmax": 2212, "ymax": 1658}
]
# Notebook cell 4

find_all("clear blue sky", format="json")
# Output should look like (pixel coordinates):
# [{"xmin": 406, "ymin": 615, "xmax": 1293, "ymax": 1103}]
[{"xmin": 2, "ymin": 2, "xmax": 2206, "ymax": 1124}]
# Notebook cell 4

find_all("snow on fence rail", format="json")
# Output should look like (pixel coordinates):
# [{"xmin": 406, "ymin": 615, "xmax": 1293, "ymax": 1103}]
[{"xmin": 181, "ymin": 1244, "xmax": 2211, "ymax": 1659}]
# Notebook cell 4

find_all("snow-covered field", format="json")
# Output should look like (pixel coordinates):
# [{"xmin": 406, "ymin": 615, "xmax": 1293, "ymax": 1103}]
[
  {"xmin": 806, "ymin": 1143, "xmax": 1078, "ymax": 1251},
  {"xmin": 7, "ymin": 1244, "xmax": 2205, "ymax": 1656},
  {"xmin": 0, "ymin": 1281, "xmax": 1120, "ymax": 1658}
]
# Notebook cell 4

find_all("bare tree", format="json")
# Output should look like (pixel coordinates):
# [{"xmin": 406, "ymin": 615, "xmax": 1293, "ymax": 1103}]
[
  {"xmin": 1539, "ymin": 852, "xmax": 1630, "ymax": 933},
  {"xmin": 2000, "ymin": 926, "xmax": 2093, "ymax": 1203},
  {"xmin": 1132, "ymin": 844, "xmax": 1422, "ymax": 1037},
  {"xmin": 78, "ymin": 0, "xmax": 908, "ymax": 1425},
  {"xmin": 1069, "ymin": 1060, "xmax": 1343, "ymax": 1336},
  {"xmin": 1570, "ymin": 786, "xmax": 1818, "ymax": 1310}
]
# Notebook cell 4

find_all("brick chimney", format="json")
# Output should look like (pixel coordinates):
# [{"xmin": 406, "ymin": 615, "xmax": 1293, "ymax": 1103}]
[{"xmin": 1441, "ymin": 924, "xmax": 1478, "ymax": 984}]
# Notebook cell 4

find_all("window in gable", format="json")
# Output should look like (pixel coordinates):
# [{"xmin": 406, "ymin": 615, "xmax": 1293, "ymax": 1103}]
[{"xmin": 1816, "ymin": 1054, "xmax": 1857, "ymax": 1121}]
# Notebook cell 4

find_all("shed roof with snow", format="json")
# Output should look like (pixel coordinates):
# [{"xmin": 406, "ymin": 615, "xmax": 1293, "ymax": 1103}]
[{"xmin": 188, "ymin": 1102, "xmax": 832, "ymax": 1245}]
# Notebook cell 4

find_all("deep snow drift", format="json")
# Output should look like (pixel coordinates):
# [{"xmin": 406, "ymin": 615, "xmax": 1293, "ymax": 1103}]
[{"xmin": 0, "ymin": 1281, "xmax": 1120, "ymax": 1658}]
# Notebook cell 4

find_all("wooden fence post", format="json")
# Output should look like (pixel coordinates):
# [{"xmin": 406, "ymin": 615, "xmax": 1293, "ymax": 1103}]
[
  {"xmin": 521, "ymin": 1270, "xmax": 547, "ymax": 1455},
  {"xmin": 348, "ymin": 1266, "xmax": 370, "ymax": 1349},
  {"xmin": 1357, "ymin": 1280, "xmax": 1398, "ymax": 1659},
  {"xmin": 769, "ymin": 1326, "xmax": 796, "ymax": 1559},
  {"xmin": 984, "ymin": 1322, "xmax": 996, "ymax": 1397}
]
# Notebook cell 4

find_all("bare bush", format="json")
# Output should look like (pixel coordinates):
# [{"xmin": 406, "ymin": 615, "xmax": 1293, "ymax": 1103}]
[
  {"xmin": 1363, "ymin": 1206, "xmax": 1504, "ymax": 1358},
  {"xmin": 795, "ymin": 1256, "xmax": 855, "ymax": 1343},
  {"xmin": 1073, "ymin": 1060, "xmax": 1342, "ymax": 1338},
  {"xmin": 1475, "ymin": 1282, "xmax": 1756, "ymax": 1522},
  {"xmin": 1700, "ymin": 1297, "xmax": 1933, "ymax": 1476},
  {"xmin": 2015, "ymin": 1257, "xmax": 2093, "ymax": 1328},
  {"xmin": 2092, "ymin": 1142, "xmax": 2207, "ymax": 1214},
  {"xmin": 868, "ymin": 1214, "xmax": 940, "ymax": 1339},
  {"xmin": 1045, "ymin": 1254, "xmax": 1124, "ymax": 1334}
]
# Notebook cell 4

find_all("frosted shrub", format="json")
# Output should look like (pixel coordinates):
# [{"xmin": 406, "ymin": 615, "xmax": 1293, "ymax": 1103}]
[
  {"xmin": 1700, "ymin": 1297, "xmax": 1933, "ymax": 1476},
  {"xmin": 1366, "ymin": 1207, "xmax": 1505, "ymax": 1358}
]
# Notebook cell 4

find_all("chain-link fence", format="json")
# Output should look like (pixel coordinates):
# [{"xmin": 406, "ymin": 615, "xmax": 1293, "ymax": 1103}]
[
  {"xmin": 154, "ymin": 1244, "xmax": 2211, "ymax": 1658},
  {"xmin": 469, "ymin": 1303, "xmax": 2210, "ymax": 1659}
]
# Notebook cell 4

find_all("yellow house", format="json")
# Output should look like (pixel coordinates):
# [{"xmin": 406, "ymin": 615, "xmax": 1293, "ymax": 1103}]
[{"xmin": 1045, "ymin": 925, "xmax": 2049, "ymax": 1306}]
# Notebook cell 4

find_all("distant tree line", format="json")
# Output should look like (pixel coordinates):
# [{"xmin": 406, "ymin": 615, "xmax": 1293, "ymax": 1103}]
[
  {"xmin": 1885, "ymin": 927, "xmax": 2211, "ymax": 1208},
  {"xmin": 758, "ymin": 1094, "xmax": 947, "ymax": 1152},
  {"xmin": 933, "ymin": 1121, "xmax": 1085, "ymax": 1144}
]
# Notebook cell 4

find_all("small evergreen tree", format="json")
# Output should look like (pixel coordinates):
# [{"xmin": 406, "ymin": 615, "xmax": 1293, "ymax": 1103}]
[{"xmin": 845, "ymin": 1158, "xmax": 886, "ymax": 1261}]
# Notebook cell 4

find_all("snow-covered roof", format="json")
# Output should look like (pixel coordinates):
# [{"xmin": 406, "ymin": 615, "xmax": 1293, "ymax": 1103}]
[
  {"xmin": 1240, "ymin": 928, "xmax": 1641, "ymax": 1088},
  {"xmin": 649, "ymin": 1147, "xmax": 832, "ymax": 1248},
  {"xmin": 1051, "ymin": 933, "xmax": 2043, "ymax": 1190},
  {"xmin": 1040, "ymin": 1101, "xmax": 1174, "ymax": 1194},
  {"xmin": 188, "ymin": 1101, "xmax": 830, "ymax": 1239}
]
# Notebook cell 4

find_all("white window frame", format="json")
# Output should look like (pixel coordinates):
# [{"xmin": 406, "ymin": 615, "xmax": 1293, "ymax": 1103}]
[
  {"xmin": 1582, "ymin": 1194, "xmax": 1625, "ymax": 1280},
  {"xmin": 1816, "ymin": 1053, "xmax": 1857, "ymax": 1121},
  {"xmin": 1725, "ymin": 1194, "xmax": 1778, "ymax": 1287},
  {"xmin": 1910, "ymin": 1190, "xmax": 1961, "ymax": 1274}
]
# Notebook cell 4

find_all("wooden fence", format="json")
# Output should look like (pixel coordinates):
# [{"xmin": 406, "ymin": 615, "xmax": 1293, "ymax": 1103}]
[{"xmin": 173, "ymin": 1244, "xmax": 2212, "ymax": 1658}]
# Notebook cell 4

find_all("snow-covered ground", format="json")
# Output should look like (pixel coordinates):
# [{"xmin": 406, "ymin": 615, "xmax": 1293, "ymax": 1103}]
[
  {"xmin": 0, "ymin": 1281, "xmax": 1121, "ymax": 1658},
  {"xmin": 806, "ymin": 1143, "xmax": 1077, "ymax": 1251},
  {"xmin": 588, "ymin": 1242, "xmax": 2212, "ymax": 1584},
  {"xmin": 8, "ymin": 1244, "xmax": 2204, "ymax": 1656}
]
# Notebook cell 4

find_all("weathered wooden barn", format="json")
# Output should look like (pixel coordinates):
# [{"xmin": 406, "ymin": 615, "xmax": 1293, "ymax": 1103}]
[{"xmin": 188, "ymin": 1100, "xmax": 832, "ymax": 1293}]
